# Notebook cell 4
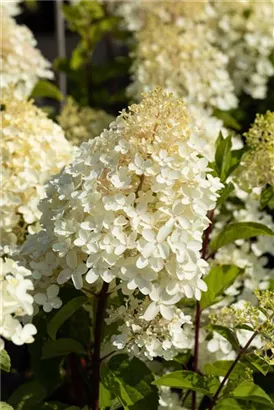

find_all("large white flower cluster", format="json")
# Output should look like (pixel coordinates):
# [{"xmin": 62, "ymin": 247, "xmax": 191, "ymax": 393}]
[
  {"xmin": 0, "ymin": 257, "xmax": 37, "ymax": 350},
  {"xmin": 113, "ymin": 0, "xmax": 274, "ymax": 102},
  {"xmin": 0, "ymin": 88, "xmax": 74, "ymax": 248},
  {"xmin": 212, "ymin": 1, "xmax": 274, "ymax": 99},
  {"xmin": 106, "ymin": 296, "xmax": 193, "ymax": 361},
  {"xmin": 1, "ymin": 11, "xmax": 53, "ymax": 97},
  {"xmin": 22, "ymin": 89, "xmax": 222, "ymax": 316},
  {"xmin": 128, "ymin": 20, "xmax": 237, "ymax": 111},
  {"xmin": 1, "ymin": 0, "xmax": 22, "ymax": 16}
]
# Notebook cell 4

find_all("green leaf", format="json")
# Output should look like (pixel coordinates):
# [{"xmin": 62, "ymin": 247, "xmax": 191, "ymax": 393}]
[
  {"xmin": 244, "ymin": 354, "xmax": 270, "ymax": 375},
  {"xmin": 211, "ymin": 325, "xmax": 239, "ymax": 350},
  {"xmin": 204, "ymin": 361, "xmax": 245, "ymax": 380},
  {"xmin": 200, "ymin": 264, "xmax": 243, "ymax": 309},
  {"xmin": 214, "ymin": 132, "xmax": 232, "ymax": 182},
  {"xmin": 42, "ymin": 338, "xmax": 86, "ymax": 359},
  {"xmin": 0, "ymin": 403, "xmax": 14, "ymax": 410},
  {"xmin": 232, "ymin": 381, "xmax": 274, "ymax": 407},
  {"xmin": 213, "ymin": 109, "xmax": 241, "ymax": 131},
  {"xmin": 100, "ymin": 354, "xmax": 158, "ymax": 409},
  {"xmin": 153, "ymin": 370, "xmax": 211, "ymax": 396},
  {"xmin": 0, "ymin": 349, "xmax": 11, "ymax": 372},
  {"xmin": 31, "ymin": 80, "xmax": 63, "ymax": 101},
  {"xmin": 47, "ymin": 296, "xmax": 88, "ymax": 340},
  {"xmin": 213, "ymin": 398, "xmax": 242, "ymax": 409},
  {"xmin": 8, "ymin": 381, "xmax": 46, "ymax": 410},
  {"xmin": 210, "ymin": 222, "xmax": 274, "ymax": 251},
  {"xmin": 99, "ymin": 384, "xmax": 112, "ymax": 410},
  {"xmin": 260, "ymin": 185, "xmax": 274, "ymax": 210},
  {"xmin": 217, "ymin": 182, "xmax": 235, "ymax": 207}
]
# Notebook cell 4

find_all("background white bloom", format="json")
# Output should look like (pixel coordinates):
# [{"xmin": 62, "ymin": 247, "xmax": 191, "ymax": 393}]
[
  {"xmin": 0, "ymin": 88, "xmax": 74, "ymax": 248},
  {"xmin": 1, "ymin": 11, "xmax": 53, "ymax": 97},
  {"xmin": 0, "ymin": 257, "xmax": 37, "ymax": 349},
  {"xmin": 106, "ymin": 296, "xmax": 193, "ymax": 361},
  {"xmin": 1, "ymin": 0, "xmax": 22, "ymax": 16}
]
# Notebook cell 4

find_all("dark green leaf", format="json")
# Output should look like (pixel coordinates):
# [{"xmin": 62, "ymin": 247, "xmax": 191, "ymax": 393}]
[
  {"xmin": 0, "ymin": 349, "xmax": 11, "ymax": 372},
  {"xmin": 214, "ymin": 132, "xmax": 232, "ymax": 182},
  {"xmin": 213, "ymin": 110, "xmax": 241, "ymax": 131},
  {"xmin": 31, "ymin": 80, "xmax": 63, "ymax": 101},
  {"xmin": 244, "ymin": 354, "xmax": 270, "ymax": 375},
  {"xmin": 153, "ymin": 370, "xmax": 211, "ymax": 395},
  {"xmin": 211, "ymin": 325, "xmax": 239, "ymax": 350},
  {"xmin": 232, "ymin": 381, "xmax": 274, "ymax": 407},
  {"xmin": 200, "ymin": 265, "xmax": 243, "ymax": 309},
  {"xmin": 260, "ymin": 185, "xmax": 274, "ymax": 210},
  {"xmin": 204, "ymin": 360, "xmax": 245, "ymax": 380},
  {"xmin": 42, "ymin": 338, "xmax": 86, "ymax": 359},
  {"xmin": 47, "ymin": 296, "xmax": 88, "ymax": 340},
  {"xmin": 210, "ymin": 222, "xmax": 274, "ymax": 251},
  {"xmin": 101, "ymin": 354, "xmax": 158, "ymax": 409},
  {"xmin": 217, "ymin": 182, "xmax": 235, "ymax": 207},
  {"xmin": 8, "ymin": 381, "xmax": 46, "ymax": 410}
]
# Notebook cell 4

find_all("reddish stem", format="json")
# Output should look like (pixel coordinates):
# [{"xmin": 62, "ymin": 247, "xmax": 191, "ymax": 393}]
[
  {"xmin": 192, "ymin": 210, "xmax": 214, "ymax": 410},
  {"xmin": 91, "ymin": 282, "xmax": 109, "ymax": 410}
]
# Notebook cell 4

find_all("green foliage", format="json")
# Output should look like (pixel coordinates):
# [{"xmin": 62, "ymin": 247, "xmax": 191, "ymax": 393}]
[
  {"xmin": 47, "ymin": 296, "xmax": 88, "ymax": 340},
  {"xmin": 99, "ymin": 384, "xmax": 112, "ymax": 409},
  {"xmin": 244, "ymin": 354, "xmax": 270, "ymax": 376},
  {"xmin": 0, "ymin": 349, "xmax": 11, "ymax": 372},
  {"xmin": 231, "ymin": 381, "xmax": 274, "ymax": 407},
  {"xmin": 204, "ymin": 361, "xmax": 246, "ymax": 380},
  {"xmin": 100, "ymin": 354, "xmax": 158, "ymax": 409},
  {"xmin": 200, "ymin": 264, "xmax": 243, "ymax": 309},
  {"xmin": 211, "ymin": 325, "xmax": 239, "ymax": 350},
  {"xmin": 30, "ymin": 80, "xmax": 63, "ymax": 101},
  {"xmin": 213, "ymin": 398, "xmax": 242, "ymax": 409},
  {"xmin": 153, "ymin": 370, "xmax": 212, "ymax": 396},
  {"xmin": 213, "ymin": 109, "xmax": 242, "ymax": 131},
  {"xmin": 212, "ymin": 133, "xmax": 246, "ymax": 183},
  {"xmin": 217, "ymin": 182, "xmax": 235, "ymax": 207},
  {"xmin": 210, "ymin": 222, "xmax": 274, "ymax": 251},
  {"xmin": 0, "ymin": 403, "xmax": 14, "ymax": 410},
  {"xmin": 8, "ymin": 381, "xmax": 47, "ymax": 410},
  {"xmin": 260, "ymin": 185, "xmax": 274, "ymax": 210},
  {"xmin": 42, "ymin": 338, "xmax": 86, "ymax": 359}
]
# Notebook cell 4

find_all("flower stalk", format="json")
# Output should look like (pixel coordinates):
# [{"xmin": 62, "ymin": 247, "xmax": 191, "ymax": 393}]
[
  {"xmin": 192, "ymin": 210, "xmax": 214, "ymax": 410},
  {"xmin": 91, "ymin": 282, "xmax": 109, "ymax": 410}
]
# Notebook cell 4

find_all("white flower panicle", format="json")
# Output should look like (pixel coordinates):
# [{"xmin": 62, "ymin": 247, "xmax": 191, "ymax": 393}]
[
  {"xmin": 0, "ymin": 257, "xmax": 37, "ymax": 350},
  {"xmin": 212, "ymin": 1, "xmax": 274, "ymax": 99},
  {"xmin": 0, "ymin": 88, "xmax": 74, "ymax": 247},
  {"xmin": 24, "ymin": 89, "xmax": 222, "ymax": 316},
  {"xmin": 1, "ymin": 11, "xmax": 53, "ymax": 97},
  {"xmin": 1, "ymin": 0, "xmax": 22, "ymax": 16},
  {"xmin": 106, "ymin": 296, "xmax": 193, "ymax": 361},
  {"xmin": 113, "ymin": 0, "xmax": 274, "ymax": 102},
  {"xmin": 128, "ymin": 20, "xmax": 237, "ymax": 111}
]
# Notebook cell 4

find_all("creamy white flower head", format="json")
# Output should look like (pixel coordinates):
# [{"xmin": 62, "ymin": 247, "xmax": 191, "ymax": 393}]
[
  {"xmin": 1, "ymin": 12, "xmax": 53, "ymax": 97},
  {"xmin": 25, "ymin": 89, "xmax": 222, "ymax": 315},
  {"xmin": 114, "ymin": 0, "xmax": 274, "ymax": 101},
  {"xmin": 1, "ymin": 0, "xmax": 22, "ymax": 16},
  {"xmin": 211, "ymin": 0, "xmax": 274, "ymax": 99},
  {"xmin": 0, "ymin": 257, "xmax": 37, "ymax": 349},
  {"xmin": 58, "ymin": 97, "xmax": 114, "ymax": 146},
  {"xmin": 129, "ymin": 20, "xmax": 237, "ymax": 110},
  {"xmin": 106, "ymin": 296, "xmax": 193, "ymax": 361},
  {"xmin": 0, "ymin": 88, "xmax": 74, "ymax": 247},
  {"xmin": 110, "ymin": 0, "xmax": 209, "ymax": 32}
]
